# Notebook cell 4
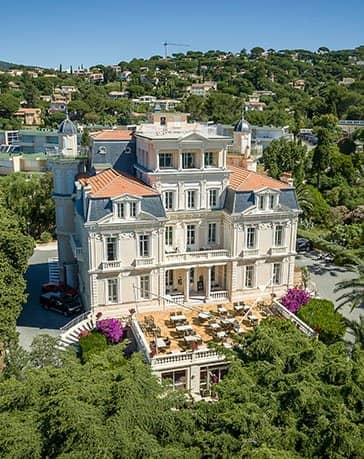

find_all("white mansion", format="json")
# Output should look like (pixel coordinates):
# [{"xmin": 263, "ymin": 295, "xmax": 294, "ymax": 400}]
[{"xmin": 51, "ymin": 113, "xmax": 300, "ymax": 318}]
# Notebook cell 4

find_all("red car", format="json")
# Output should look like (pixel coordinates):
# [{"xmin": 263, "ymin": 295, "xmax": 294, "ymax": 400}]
[{"xmin": 41, "ymin": 282, "xmax": 78, "ymax": 297}]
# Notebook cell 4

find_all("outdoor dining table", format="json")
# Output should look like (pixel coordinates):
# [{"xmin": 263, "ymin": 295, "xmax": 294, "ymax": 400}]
[
  {"xmin": 248, "ymin": 313, "xmax": 259, "ymax": 323},
  {"xmin": 209, "ymin": 322, "xmax": 221, "ymax": 330},
  {"xmin": 220, "ymin": 317, "xmax": 236, "ymax": 326},
  {"xmin": 170, "ymin": 314, "xmax": 186, "ymax": 322},
  {"xmin": 176, "ymin": 324, "xmax": 193, "ymax": 332},
  {"xmin": 155, "ymin": 337, "xmax": 167, "ymax": 348},
  {"xmin": 198, "ymin": 312, "xmax": 211, "ymax": 320},
  {"xmin": 217, "ymin": 306, "xmax": 228, "ymax": 314},
  {"xmin": 184, "ymin": 334, "xmax": 202, "ymax": 343},
  {"xmin": 233, "ymin": 304, "xmax": 244, "ymax": 312},
  {"xmin": 216, "ymin": 331, "xmax": 226, "ymax": 339}
]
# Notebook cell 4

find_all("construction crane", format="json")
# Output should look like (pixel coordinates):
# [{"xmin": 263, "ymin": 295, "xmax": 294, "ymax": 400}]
[{"xmin": 163, "ymin": 42, "xmax": 190, "ymax": 59}]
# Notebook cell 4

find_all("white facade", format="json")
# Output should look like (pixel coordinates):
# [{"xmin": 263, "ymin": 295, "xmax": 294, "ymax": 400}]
[
  {"xmin": 52, "ymin": 116, "xmax": 299, "ymax": 317},
  {"xmin": 52, "ymin": 115, "xmax": 300, "ymax": 395}
]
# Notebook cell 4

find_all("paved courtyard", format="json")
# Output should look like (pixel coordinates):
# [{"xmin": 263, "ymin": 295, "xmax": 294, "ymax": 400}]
[
  {"xmin": 17, "ymin": 242, "xmax": 69, "ymax": 350},
  {"xmin": 295, "ymin": 252, "xmax": 362, "ymax": 323}
]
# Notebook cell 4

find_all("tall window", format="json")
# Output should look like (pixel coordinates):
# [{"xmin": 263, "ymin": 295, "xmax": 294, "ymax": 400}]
[
  {"xmin": 208, "ymin": 189, "xmax": 218, "ymax": 208},
  {"xmin": 258, "ymin": 195, "xmax": 265, "ymax": 210},
  {"xmin": 186, "ymin": 224, "xmax": 196, "ymax": 246},
  {"xmin": 161, "ymin": 369, "xmax": 187, "ymax": 389},
  {"xmin": 140, "ymin": 275, "xmax": 150, "ymax": 299},
  {"xmin": 211, "ymin": 266, "xmax": 216, "ymax": 283},
  {"xmin": 130, "ymin": 202, "xmax": 137, "ymax": 217},
  {"xmin": 106, "ymin": 236, "xmax": 117, "ymax": 261},
  {"xmin": 159, "ymin": 153, "xmax": 173, "ymax": 168},
  {"xmin": 164, "ymin": 191, "xmax": 174, "ymax": 210},
  {"xmin": 139, "ymin": 235, "xmax": 149, "ymax": 257},
  {"xmin": 165, "ymin": 270, "xmax": 173, "ymax": 289},
  {"xmin": 245, "ymin": 265, "xmax": 255, "ymax": 288},
  {"xmin": 165, "ymin": 226, "xmax": 173, "ymax": 246},
  {"xmin": 187, "ymin": 190, "xmax": 196, "ymax": 209},
  {"xmin": 208, "ymin": 223, "xmax": 217, "ymax": 244},
  {"xmin": 182, "ymin": 152, "xmax": 195, "ymax": 169},
  {"xmin": 273, "ymin": 263, "xmax": 282, "ymax": 285},
  {"xmin": 274, "ymin": 225, "xmax": 284, "ymax": 246},
  {"xmin": 190, "ymin": 268, "xmax": 195, "ymax": 284},
  {"xmin": 204, "ymin": 152, "xmax": 215, "ymax": 167},
  {"xmin": 117, "ymin": 203, "xmax": 124, "ymax": 218},
  {"xmin": 107, "ymin": 278, "xmax": 118, "ymax": 303},
  {"xmin": 246, "ymin": 227, "xmax": 256, "ymax": 249},
  {"xmin": 269, "ymin": 194, "xmax": 275, "ymax": 209}
]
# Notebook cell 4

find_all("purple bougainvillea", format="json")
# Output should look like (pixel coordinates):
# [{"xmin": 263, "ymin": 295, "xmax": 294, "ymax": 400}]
[
  {"xmin": 281, "ymin": 287, "xmax": 311, "ymax": 313},
  {"xmin": 96, "ymin": 318, "xmax": 124, "ymax": 344}
]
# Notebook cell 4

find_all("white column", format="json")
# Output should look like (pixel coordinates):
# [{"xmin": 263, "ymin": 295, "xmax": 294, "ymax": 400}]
[
  {"xmin": 206, "ymin": 266, "xmax": 211, "ymax": 300},
  {"xmin": 184, "ymin": 268, "xmax": 190, "ymax": 302},
  {"xmin": 178, "ymin": 149, "xmax": 182, "ymax": 171}
]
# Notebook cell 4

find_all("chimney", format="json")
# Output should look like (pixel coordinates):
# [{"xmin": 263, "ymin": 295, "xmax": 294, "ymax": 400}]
[
  {"xmin": 242, "ymin": 157, "xmax": 257, "ymax": 172},
  {"xmin": 280, "ymin": 172, "xmax": 294, "ymax": 186}
]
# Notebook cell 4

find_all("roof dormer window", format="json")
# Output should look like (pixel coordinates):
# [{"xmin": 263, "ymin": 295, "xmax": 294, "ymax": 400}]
[
  {"xmin": 256, "ymin": 191, "xmax": 279, "ymax": 211},
  {"xmin": 258, "ymin": 195, "xmax": 265, "ymax": 210},
  {"xmin": 114, "ymin": 198, "xmax": 140, "ymax": 220},
  {"xmin": 98, "ymin": 146, "xmax": 107, "ymax": 155}
]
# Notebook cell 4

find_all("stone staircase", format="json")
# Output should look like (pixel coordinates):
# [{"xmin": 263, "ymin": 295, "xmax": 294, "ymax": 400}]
[{"xmin": 58, "ymin": 312, "xmax": 96, "ymax": 349}]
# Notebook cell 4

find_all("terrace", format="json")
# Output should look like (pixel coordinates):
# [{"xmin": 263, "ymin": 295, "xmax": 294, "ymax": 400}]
[{"xmin": 133, "ymin": 299, "xmax": 270, "ymax": 358}]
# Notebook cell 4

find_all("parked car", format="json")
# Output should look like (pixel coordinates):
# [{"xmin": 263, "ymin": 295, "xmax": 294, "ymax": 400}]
[
  {"xmin": 41, "ymin": 282, "xmax": 77, "ymax": 297},
  {"xmin": 40, "ymin": 292, "xmax": 83, "ymax": 316},
  {"xmin": 296, "ymin": 238, "xmax": 313, "ymax": 252}
]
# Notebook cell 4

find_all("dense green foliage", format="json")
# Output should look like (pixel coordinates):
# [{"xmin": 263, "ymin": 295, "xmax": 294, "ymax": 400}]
[
  {"xmin": 335, "ymin": 264, "xmax": 364, "ymax": 311},
  {"xmin": 297, "ymin": 299, "xmax": 346, "ymax": 344},
  {"xmin": 79, "ymin": 330, "xmax": 108, "ymax": 362},
  {"xmin": 0, "ymin": 172, "xmax": 55, "ymax": 239},
  {"xmin": 0, "ymin": 204, "xmax": 33, "ymax": 345},
  {"xmin": 0, "ymin": 319, "xmax": 363, "ymax": 458}
]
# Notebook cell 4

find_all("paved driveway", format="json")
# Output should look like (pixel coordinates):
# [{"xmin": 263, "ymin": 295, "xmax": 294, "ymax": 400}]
[
  {"xmin": 17, "ymin": 242, "xmax": 70, "ymax": 350},
  {"xmin": 295, "ymin": 252, "xmax": 362, "ymax": 323}
]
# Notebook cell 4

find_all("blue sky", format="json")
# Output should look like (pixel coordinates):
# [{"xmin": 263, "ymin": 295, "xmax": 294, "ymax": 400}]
[{"xmin": 1, "ymin": 0, "xmax": 363, "ymax": 68}]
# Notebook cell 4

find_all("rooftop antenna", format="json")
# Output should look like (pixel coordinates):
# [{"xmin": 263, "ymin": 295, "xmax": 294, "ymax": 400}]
[{"xmin": 163, "ymin": 42, "xmax": 190, "ymax": 59}]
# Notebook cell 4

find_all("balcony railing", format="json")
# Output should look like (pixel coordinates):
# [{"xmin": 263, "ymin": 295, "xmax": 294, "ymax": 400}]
[
  {"xmin": 271, "ymin": 246, "xmax": 288, "ymax": 255},
  {"xmin": 241, "ymin": 248, "xmax": 259, "ymax": 258},
  {"xmin": 210, "ymin": 290, "xmax": 228, "ymax": 301},
  {"xmin": 271, "ymin": 299, "xmax": 317, "ymax": 338},
  {"xmin": 70, "ymin": 234, "xmax": 83, "ymax": 261},
  {"xmin": 165, "ymin": 249, "xmax": 230, "ymax": 264},
  {"xmin": 100, "ymin": 260, "xmax": 122, "ymax": 271},
  {"xmin": 165, "ymin": 294, "xmax": 185, "ymax": 306},
  {"xmin": 151, "ymin": 348, "xmax": 225, "ymax": 369},
  {"xmin": 134, "ymin": 257, "xmax": 154, "ymax": 267}
]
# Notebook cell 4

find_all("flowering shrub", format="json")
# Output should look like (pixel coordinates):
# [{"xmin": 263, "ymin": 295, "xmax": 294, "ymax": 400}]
[
  {"xmin": 96, "ymin": 318, "xmax": 124, "ymax": 344},
  {"xmin": 280, "ymin": 287, "xmax": 311, "ymax": 313}
]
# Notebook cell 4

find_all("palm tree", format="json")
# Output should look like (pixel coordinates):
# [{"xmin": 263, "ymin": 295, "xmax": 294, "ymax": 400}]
[
  {"xmin": 334, "ymin": 264, "xmax": 364, "ymax": 312},
  {"xmin": 295, "ymin": 181, "xmax": 314, "ymax": 216},
  {"xmin": 345, "ymin": 316, "xmax": 364, "ymax": 350}
]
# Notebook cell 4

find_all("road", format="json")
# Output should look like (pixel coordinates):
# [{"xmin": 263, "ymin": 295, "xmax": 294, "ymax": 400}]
[
  {"xmin": 17, "ymin": 242, "xmax": 69, "ymax": 350},
  {"xmin": 295, "ymin": 251, "xmax": 362, "ymax": 323}
]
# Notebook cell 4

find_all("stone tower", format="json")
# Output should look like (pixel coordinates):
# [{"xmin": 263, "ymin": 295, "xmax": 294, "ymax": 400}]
[{"xmin": 48, "ymin": 117, "xmax": 85, "ymax": 287}]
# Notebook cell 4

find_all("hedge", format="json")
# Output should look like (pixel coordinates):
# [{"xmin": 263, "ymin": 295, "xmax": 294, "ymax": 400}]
[
  {"xmin": 79, "ymin": 330, "xmax": 108, "ymax": 363},
  {"xmin": 297, "ymin": 299, "xmax": 346, "ymax": 345}
]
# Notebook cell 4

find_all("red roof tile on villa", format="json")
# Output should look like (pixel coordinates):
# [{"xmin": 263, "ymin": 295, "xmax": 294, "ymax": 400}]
[
  {"xmin": 90, "ymin": 130, "xmax": 133, "ymax": 140},
  {"xmin": 79, "ymin": 168, "xmax": 158, "ymax": 198},
  {"xmin": 229, "ymin": 165, "xmax": 291, "ymax": 191}
]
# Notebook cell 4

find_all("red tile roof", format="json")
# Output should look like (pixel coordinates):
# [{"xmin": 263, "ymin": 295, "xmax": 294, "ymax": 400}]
[
  {"xmin": 79, "ymin": 169, "xmax": 158, "ymax": 198},
  {"xmin": 90, "ymin": 130, "xmax": 133, "ymax": 141},
  {"xmin": 229, "ymin": 165, "xmax": 291, "ymax": 191}
]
